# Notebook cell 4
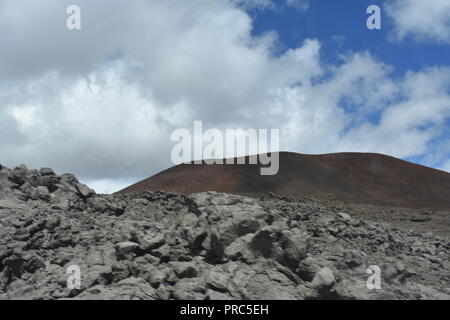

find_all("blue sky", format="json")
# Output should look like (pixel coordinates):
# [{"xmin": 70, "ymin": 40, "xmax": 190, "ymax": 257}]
[
  {"xmin": 248, "ymin": 0, "xmax": 450, "ymax": 170},
  {"xmin": 251, "ymin": 0, "xmax": 450, "ymax": 77}
]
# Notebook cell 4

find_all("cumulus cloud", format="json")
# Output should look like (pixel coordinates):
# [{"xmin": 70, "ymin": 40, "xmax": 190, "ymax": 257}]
[
  {"xmin": 385, "ymin": 0, "xmax": 450, "ymax": 43},
  {"xmin": 0, "ymin": 0, "xmax": 319, "ymax": 191},
  {"xmin": 0, "ymin": 0, "xmax": 449, "ymax": 193},
  {"xmin": 263, "ymin": 54, "xmax": 450, "ymax": 159}
]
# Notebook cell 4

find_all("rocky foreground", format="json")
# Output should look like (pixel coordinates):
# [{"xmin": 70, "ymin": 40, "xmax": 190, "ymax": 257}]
[{"xmin": 0, "ymin": 165, "xmax": 449, "ymax": 300}]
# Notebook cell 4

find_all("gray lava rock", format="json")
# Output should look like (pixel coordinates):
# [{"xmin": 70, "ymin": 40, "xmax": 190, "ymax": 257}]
[
  {"xmin": 75, "ymin": 183, "xmax": 95, "ymax": 198},
  {"xmin": 279, "ymin": 231, "xmax": 308, "ymax": 269},
  {"xmin": 0, "ymin": 165, "xmax": 448, "ymax": 300},
  {"xmin": 115, "ymin": 242, "xmax": 140, "ymax": 260},
  {"xmin": 39, "ymin": 168, "xmax": 56, "ymax": 176},
  {"xmin": 311, "ymin": 267, "xmax": 335, "ymax": 291},
  {"xmin": 251, "ymin": 228, "xmax": 276, "ymax": 258},
  {"xmin": 36, "ymin": 186, "xmax": 50, "ymax": 200}
]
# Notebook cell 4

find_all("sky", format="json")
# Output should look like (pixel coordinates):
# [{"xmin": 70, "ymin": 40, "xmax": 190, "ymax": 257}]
[{"xmin": 0, "ymin": 0, "xmax": 449, "ymax": 193}]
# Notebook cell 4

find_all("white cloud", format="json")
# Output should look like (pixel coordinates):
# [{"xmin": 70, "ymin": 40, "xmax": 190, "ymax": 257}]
[
  {"xmin": 281, "ymin": 61, "xmax": 450, "ymax": 157},
  {"xmin": 262, "ymin": 54, "xmax": 450, "ymax": 159},
  {"xmin": 286, "ymin": 0, "xmax": 309, "ymax": 11},
  {"xmin": 443, "ymin": 160, "xmax": 450, "ymax": 173},
  {"xmin": 0, "ymin": 0, "xmax": 449, "ymax": 193},
  {"xmin": 386, "ymin": 0, "xmax": 450, "ymax": 43},
  {"xmin": 83, "ymin": 177, "xmax": 136, "ymax": 195},
  {"xmin": 10, "ymin": 105, "xmax": 38, "ymax": 128},
  {"xmin": 0, "ymin": 0, "xmax": 320, "ymax": 192}
]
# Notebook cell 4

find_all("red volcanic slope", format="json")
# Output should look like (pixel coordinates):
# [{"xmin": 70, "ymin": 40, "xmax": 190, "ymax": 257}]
[{"xmin": 119, "ymin": 152, "xmax": 450, "ymax": 210}]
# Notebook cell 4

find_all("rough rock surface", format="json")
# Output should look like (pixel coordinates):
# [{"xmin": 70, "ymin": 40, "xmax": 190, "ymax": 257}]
[{"xmin": 0, "ymin": 165, "xmax": 449, "ymax": 300}]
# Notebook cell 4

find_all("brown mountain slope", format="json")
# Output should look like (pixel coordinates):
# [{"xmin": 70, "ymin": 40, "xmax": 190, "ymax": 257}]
[{"xmin": 119, "ymin": 152, "xmax": 450, "ymax": 210}]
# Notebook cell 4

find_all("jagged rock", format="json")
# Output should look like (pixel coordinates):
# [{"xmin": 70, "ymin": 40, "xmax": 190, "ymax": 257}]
[
  {"xmin": 151, "ymin": 244, "xmax": 171, "ymax": 261},
  {"xmin": 311, "ymin": 267, "xmax": 335, "ymax": 291},
  {"xmin": 343, "ymin": 250, "xmax": 364, "ymax": 268},
  {"xmin": 110, "ymin": 261, "xmax": 131, "ymax": 283},
  {"xmin": 183, "ymin": 227, "xmax": 207, "ymax": 250},
  {"xmin": 39, "ymin": 168, "xmax": 55, "ymax": 176},
  {"xmin": 246, "ymin": 273, "xmax": 300, "ymax": 300},
  {"xmin": 115, "ymin": 242, "xmax": 140, "ymax": 260},
  {"xmin": 172, "ymin": 278, "xmax": 206, "ymax": 300},
  {"xmin": 171, "ymin": 262, "xmax": 198, "ymax": 278},
  {"xmin": 279, "ymin": 231, "xmax": 308, "ymax": 269},
  {"xmin": 251, "ymin": 228, "xmax": 276, "ymax": 258},
  {"xmin": 225, "ymin": 233, "xmax": 254, "ymax": 261},
  {"xmin": 145, "ymin": 266, "xmax": 166, "ymax": 288},
  {"xmin": 297, "ymin": 257, "xmax": 321, "ymax": 281},
  {"xmin": 37, "ymin": 175, "xmax": 60, "ymax": 192},
  {"xmin": 75, "ymin": 183, "xmax": 95, "ymax": 198},
  {"xmin": 209, "ymin": 232, "xmax": 225, "ymax": 259},
  {"xmin": 8, "ymin": 166, "xmax": 28, "ymax": 186},
  {"xmin": 131, "ymin": 230, "xmax": 165, "ymax": 252},
  {"xmin": 23, "ymin": 254, "xmax": 45, "ymax": 273},
  {"xmin": 205, "ymin": 269, "xmax": 230, "ymax": 293},
  {"xmin": 76, "ymin": 277, "xmax": 156, "ymax": 300},
  {"xmin": 36, "ymin": 186, "xmax": 50, "ymax": 200},
  {"xmin": 20, "ymin": 182, "xmax": 38, "ymax": 200},
  {"xmin": 0, "ymin": 165, "xmax": 448, "ymax": 300},
  {"xmin": 206, "ymin": 289, "xmax": 233, "ymax": 300}
]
